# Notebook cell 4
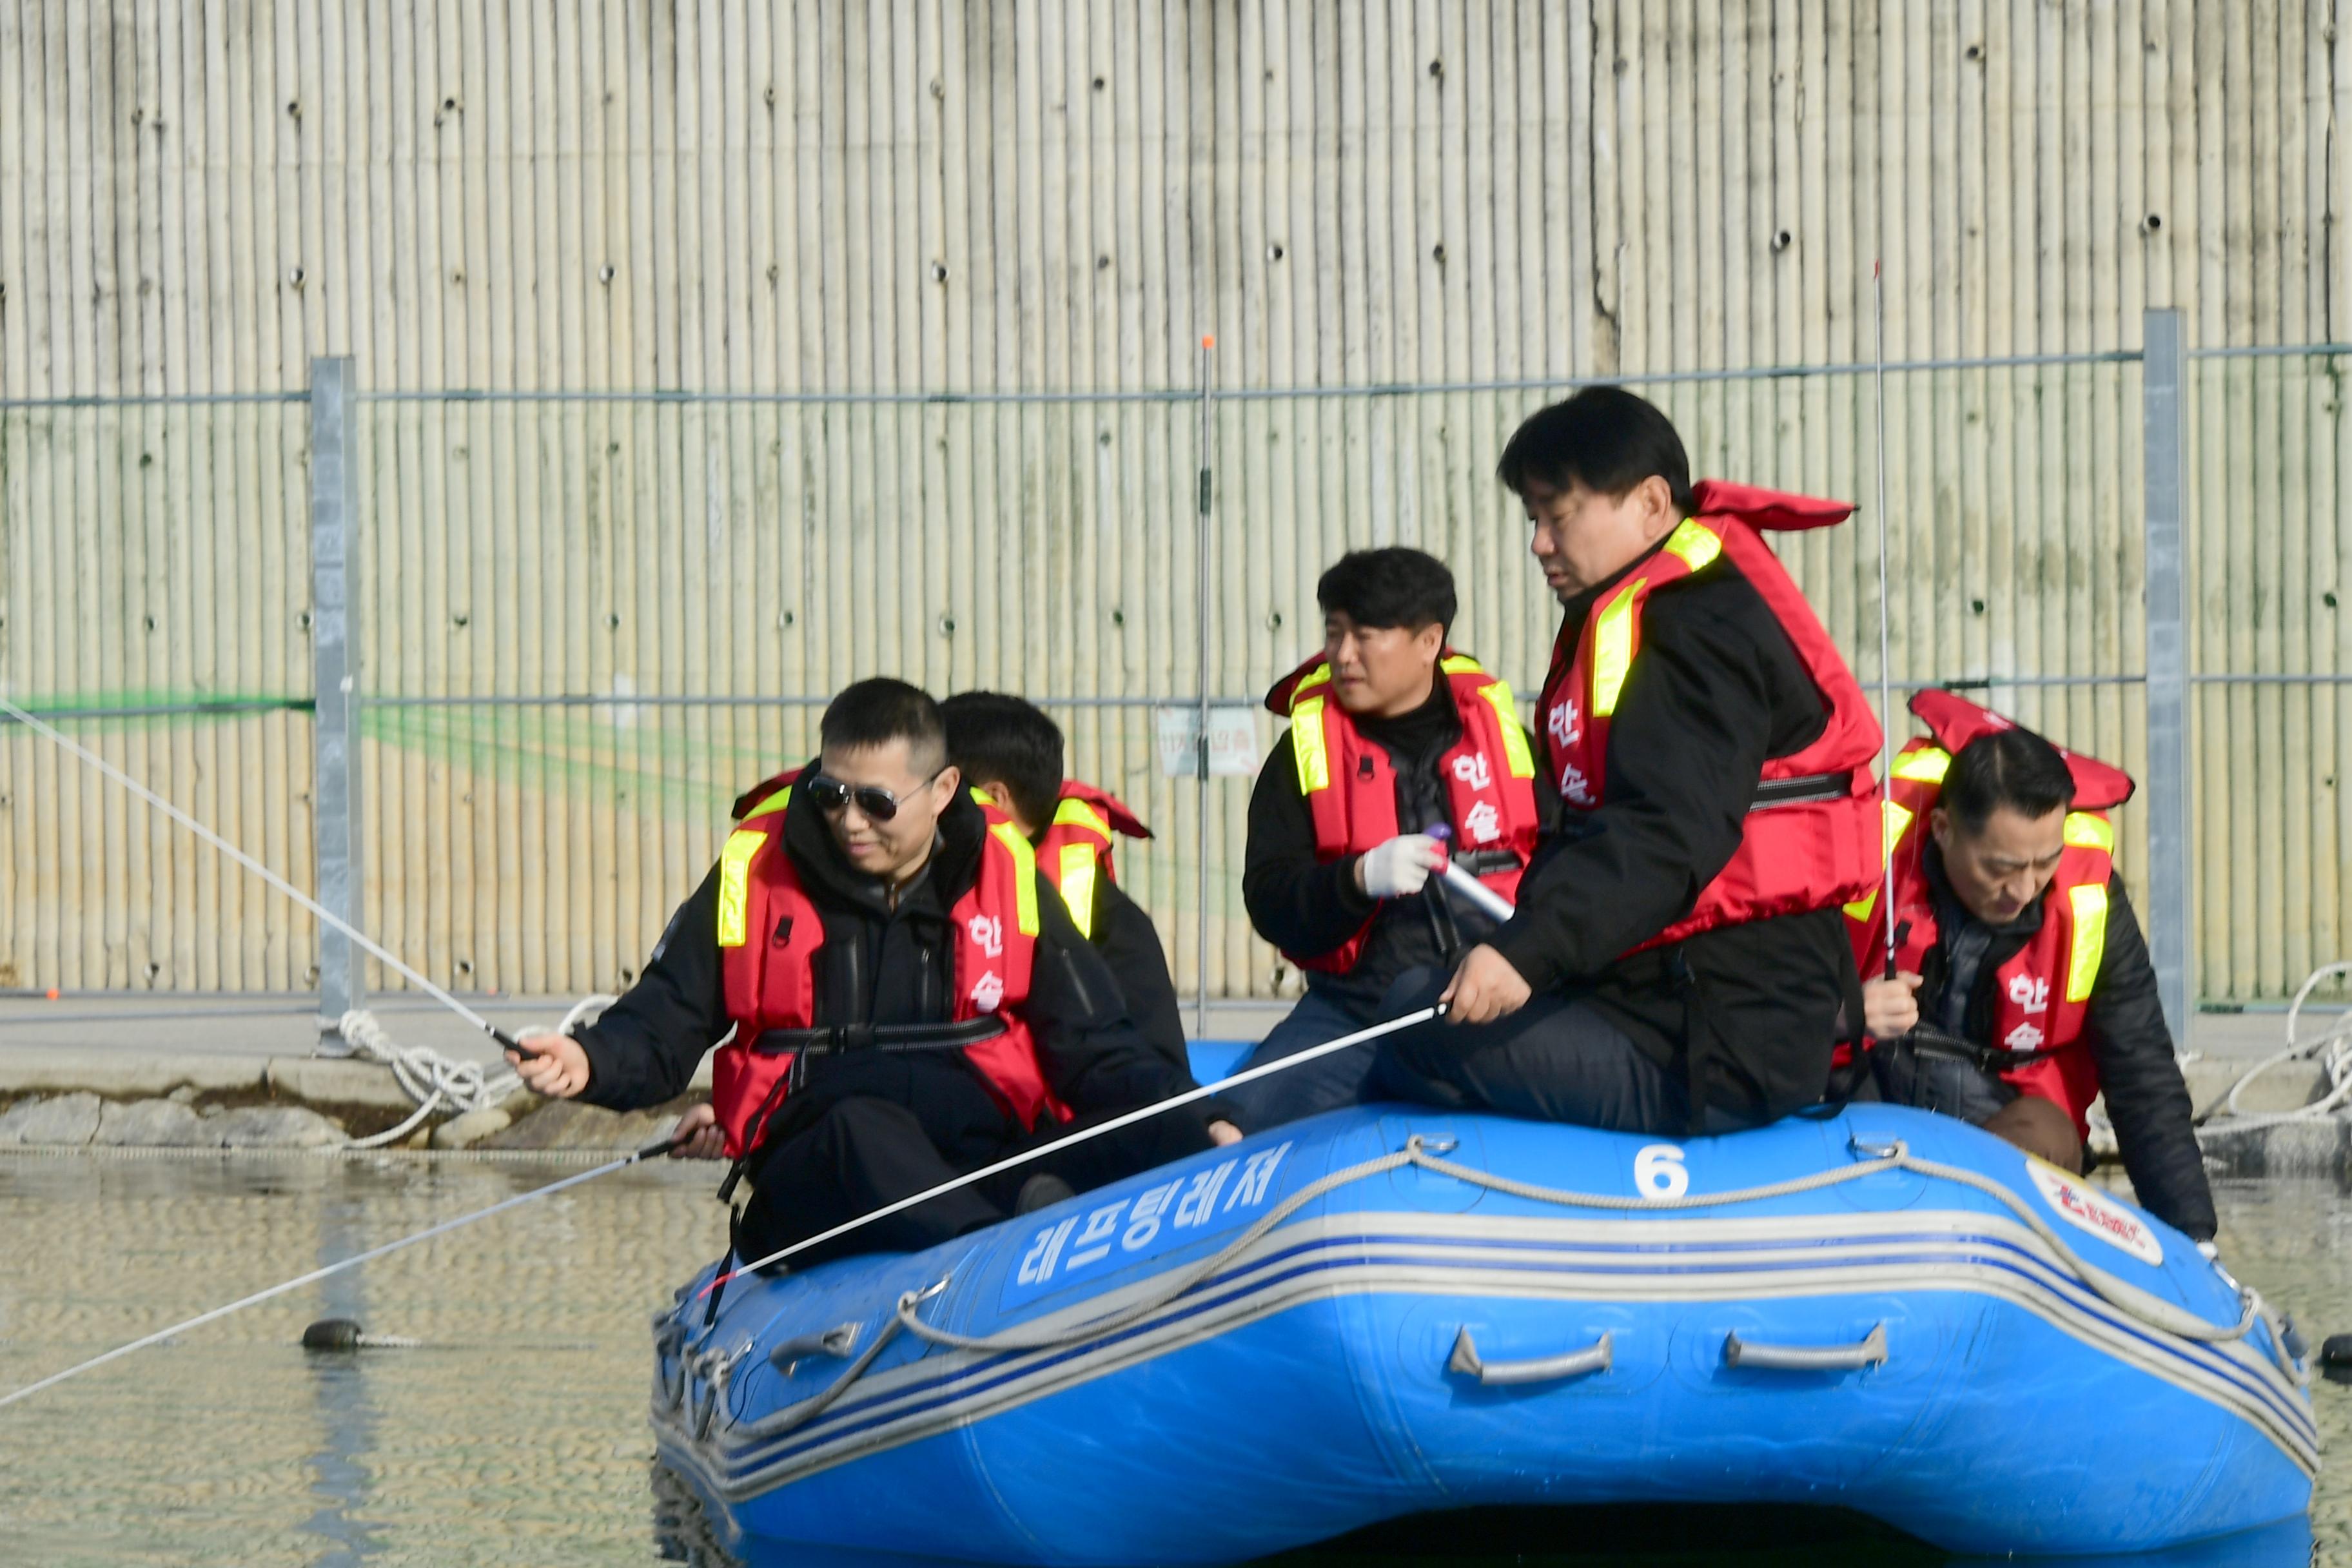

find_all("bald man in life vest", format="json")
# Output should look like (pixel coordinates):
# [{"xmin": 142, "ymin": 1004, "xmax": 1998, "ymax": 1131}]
[
  {"xmin": 505, "ymin": 678, "xmax": 1238, "ymax": 1267},
  {"xmin": 940, "ymin": 691, "xmax": 1188, "ymax": 1072},
  {"xmin": 1848, "ymin": 691, "xmax": 2214, "ymax": 1242},
  {"xmin": 1373, "ymin": 386, "xmax": 1885, "ymax": 1135}
]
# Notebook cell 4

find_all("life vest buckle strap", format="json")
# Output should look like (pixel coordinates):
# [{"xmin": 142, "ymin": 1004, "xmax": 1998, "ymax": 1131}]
[
  {"xmin": 1749, "ymin": 770, "xmax": 1853, "ymax": 809},
  {"xmin": 1899, "ymin": 1024, "xmax": 2078, "ymax": 1071},
  {"xmin": 749, "ymin": 1015, "xmax": 1011, "ymax": 1057},
  {"xmin": 1451, "ymin": 848, "xmax": 1521, "ymax": 877}
]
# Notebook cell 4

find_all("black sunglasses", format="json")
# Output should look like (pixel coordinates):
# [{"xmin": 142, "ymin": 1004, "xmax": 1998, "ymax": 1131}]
[{"xmin": 803, "ymin": 769, "xmax": 945, "ymax": 823}]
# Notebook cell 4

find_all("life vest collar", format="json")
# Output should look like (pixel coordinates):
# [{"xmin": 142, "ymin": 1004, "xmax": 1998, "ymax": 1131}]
[
  {"xmin": 1052, "ymin": 779, "xmax": 1152, "ymax": 841},
  {"xmin": 1685, "ymin": 478, "xmax": 1856, "ymax": 532},
  {"xmin": 1906, "ymin": 689, "xmax": 2135, "ymax": 810},
  {"xmin": 1264, "ymin": 645, "xmax": 1487, "ymax": 716}
]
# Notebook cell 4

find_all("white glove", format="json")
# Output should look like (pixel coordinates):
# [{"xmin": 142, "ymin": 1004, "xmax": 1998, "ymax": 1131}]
[{"xmin": 1355, "ymin": 834, "xmax": 1445, "ymax": 899}]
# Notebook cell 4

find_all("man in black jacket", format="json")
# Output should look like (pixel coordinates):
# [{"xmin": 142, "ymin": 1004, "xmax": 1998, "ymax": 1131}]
[
  {"xmin": 1375, "ymin": 388, "xmax": 1879, "ymax": 1134},
  {"xmin": 1859, "ymin": 727, "xmax": 2215, "ymax": 1240},
  {"xmin": 1235, "ymin": 548, "xmax": 1553, "ymax": 1126},
  {"xmin": 939, "ymin": 691, "xmax": 1190, "ymax": 1072},
  {"xmin": 507, "ymin": 679, "xmax": 1237, "ymax": 1266}
]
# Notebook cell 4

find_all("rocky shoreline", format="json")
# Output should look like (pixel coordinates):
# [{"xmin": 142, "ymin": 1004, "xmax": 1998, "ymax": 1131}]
[
  {"xmin": 0, "ymin": 1037, "xmax": 2342, "ymax": 1177},
  {"xmin": 0, "ymin": 1084, "xmax": 697, "ymax": 1153}
]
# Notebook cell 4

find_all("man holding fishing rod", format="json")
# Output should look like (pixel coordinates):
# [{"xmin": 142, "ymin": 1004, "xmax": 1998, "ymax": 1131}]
[
  {"xmin": 1363, "ymin": 387, "xmax": 1886, "ymax": 1136},
  {"xmin": 507, "ymin": 678, "xmax": 1239, "ymax": 1266},
  {"xmin": 1228, "ymin": 546, "xmax": 1556, "ymax": 1127}
]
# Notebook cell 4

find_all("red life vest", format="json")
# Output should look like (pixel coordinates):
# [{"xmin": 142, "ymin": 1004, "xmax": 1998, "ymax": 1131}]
[
  {"xmin": 1031, "ymin": 779, "xmax": 1151, "ymax": 939},
  {"xmin": 1536, "ymin": 480, "xmax": 1884, "ymax": 954},
  {"xmin": 1845, "ymin": 691, "xmax": 2135, "ymax": 1137},
  {"xmin": 707, "ymin": 770, "xmax": 1066, "ymax": 1161},
  {"xmin": 1262, "ymin": 649, "xmax": 1543, "ymax": 975}
]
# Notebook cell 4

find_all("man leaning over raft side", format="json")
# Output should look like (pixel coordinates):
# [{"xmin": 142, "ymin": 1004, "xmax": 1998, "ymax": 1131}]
[
  {"xmin": 1847, "ymin": 691, "xmax": 2215, "ymax": 1242},
  {"xmin": 507, "ymin": 678, "xmax": 1240, "ymax": 1268},
  {"xmin": 1372, "ymin": 387, "xmax": 1885, "ymax": 1136}
]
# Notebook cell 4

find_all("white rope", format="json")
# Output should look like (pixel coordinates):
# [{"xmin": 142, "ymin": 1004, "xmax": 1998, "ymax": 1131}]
[
  {"xmin": 2196, "ymin": 961, "xmax": 2352, "ymax": 1139},
  {"xmin": 704, "ymin": 1006, "xmax": 1445, "ymax": 1289},
  {"xmin": 727, "ymin": 1131, "xmax": 2275, "ymax": 1437},
  {"xmin": 335, "ymin": 994, "xmax": 616, "ymax": 1150}
]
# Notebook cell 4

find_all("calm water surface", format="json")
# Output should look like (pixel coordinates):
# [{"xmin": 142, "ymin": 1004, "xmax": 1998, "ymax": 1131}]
[{"xmin": 0, "ymin": 1152, "xmax": 2344, "ymax": 1567}]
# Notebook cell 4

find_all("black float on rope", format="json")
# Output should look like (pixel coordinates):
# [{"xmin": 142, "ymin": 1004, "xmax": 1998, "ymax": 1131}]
[{"xmin": 301, "ymin": 1318, "xmax": 418, "ymax": 1351}]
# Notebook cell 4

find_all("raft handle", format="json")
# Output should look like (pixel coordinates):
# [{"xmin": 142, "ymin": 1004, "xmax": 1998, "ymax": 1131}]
[
  {"xmin": 1723, "ymin": 1322, "xmax": 1886, "ymax": 1372},
  {"xmin": 1447, "ymin": 1327, "xmax": 1613, "ymax": 1386},
  {"xmin": 768, "ymin": 1322, "xmax": 863, "ymax": 1372}
]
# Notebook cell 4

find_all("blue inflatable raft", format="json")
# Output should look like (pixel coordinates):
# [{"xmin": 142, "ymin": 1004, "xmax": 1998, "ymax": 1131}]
[{"xmin": 649, "ymin": 1102, "xmax": 2315, "ymax": 1564}]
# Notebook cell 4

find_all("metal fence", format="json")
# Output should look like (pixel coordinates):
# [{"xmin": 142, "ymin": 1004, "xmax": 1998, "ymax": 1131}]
[{"xmin": 5, "ymin": 309, "xmax": 2349, "ymax": 1040}]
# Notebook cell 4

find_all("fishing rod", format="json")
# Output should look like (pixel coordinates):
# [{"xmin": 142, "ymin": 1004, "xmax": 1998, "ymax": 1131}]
[
  {"xmin": 0, "ymin": 694, "xmax": 538, "ymax": 1059},
  {"xmin": 1870, "ymin": 261, "xmax": 1901, "ymax": 983},
  {"xmin": 705, "ymin": 1003, "xmax": 1447, "ymax": 1291},
  {"xmin": 0, "ymin": 1126, "xmax": 692, "ymax": 1411},
  {"xmin": 706, "ymin": 836, "xmax": 1527, "ymax": 1288}
]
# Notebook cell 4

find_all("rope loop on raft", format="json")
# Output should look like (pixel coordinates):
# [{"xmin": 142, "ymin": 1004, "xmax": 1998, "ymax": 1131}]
[
  {"xmin": 723, "ymin": 1130, "xmax": 2285, "ymax": 1445},
  {"xmin": 333, "ymin": 994, "xmax": 616, "ymax": 1149}
]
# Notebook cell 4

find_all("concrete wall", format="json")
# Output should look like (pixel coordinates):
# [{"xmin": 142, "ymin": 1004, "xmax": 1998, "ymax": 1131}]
[{"xmin": 2, "ymin": 2, "xmax": 2347, "ymax": 1003}]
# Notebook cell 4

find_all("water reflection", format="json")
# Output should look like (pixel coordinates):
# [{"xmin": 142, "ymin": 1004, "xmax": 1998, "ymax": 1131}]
[
  {"xmin": 0, "ymin": 1155, "xmax": 2339, "ymax": 1565},
  {"xmin": 302, "ymin": 1194, "xmax": 382, "ymax": 1565}
]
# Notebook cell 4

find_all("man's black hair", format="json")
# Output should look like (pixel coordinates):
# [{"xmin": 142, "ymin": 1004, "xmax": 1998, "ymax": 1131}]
[
  {"xmin": 940, "ymin": 691, "xmax": 1064, "ymax": 829},
  {"xmin": 1943, "ymin": 727, "xmax": 2077, "ymax": 836},
  {"xmin": 1316, "ymin": 547, "xmax": 1456, "ymax": 636},
  {"xmin": 819, "ymin": 677, "xmax": 947, "ymax": 774},
  {"xmin": 1496, "ymin": 385, "xmax": 1696, "ymax": 516}
]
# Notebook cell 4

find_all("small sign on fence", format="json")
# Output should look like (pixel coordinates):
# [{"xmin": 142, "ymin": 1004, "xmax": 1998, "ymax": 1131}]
[{"xmin": 1156, "ymin": 705, "xmax": 1262, "ymax": 778}]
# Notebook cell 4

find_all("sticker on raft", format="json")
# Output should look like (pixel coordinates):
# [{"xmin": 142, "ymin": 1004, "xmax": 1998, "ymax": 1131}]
[
  {"xmin": 1001, "ymin": 1141, "xmax": 1295, "ymax": 1311},
  {"xmin": 2025, "ymin": 1156, "xmax": 2164, "ymax": 1267}
]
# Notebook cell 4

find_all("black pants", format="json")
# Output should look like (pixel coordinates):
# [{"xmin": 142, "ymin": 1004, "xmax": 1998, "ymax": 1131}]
[
  {"xmin": 1373, "ymin": 974, "xmax": 1750, "ymax": 1136},
  {"xmin": 736, "ymin": 1095, "xmax": 1216, "ymax": 1269}
]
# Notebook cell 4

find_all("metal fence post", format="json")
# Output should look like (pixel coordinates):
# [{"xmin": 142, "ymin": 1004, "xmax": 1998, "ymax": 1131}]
[
  {"xmin": 2141, "ymin": 309, "xmax": 2192, "ymax": 1048},
  {"xmin": 309, "ymin": 355, "xmax": 364, "ymax": 1043},
  {"xmin": 1195, "ymin": 338, "xmax": 1215, "ymax": 1039}
]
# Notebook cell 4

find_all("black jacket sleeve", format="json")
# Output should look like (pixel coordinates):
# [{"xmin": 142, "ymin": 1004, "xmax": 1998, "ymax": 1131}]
[
  {"xmin": 1241, "ymin": 733, "xmax": 1377, "ymax": 958},
  {"xmin": 1488, "ymin": 600, "xmax": 1776, "ymax": 993},
  {"xmin": 1090, "ymin": 879, "xmax": 1192, "ymax": 1075},
  {"xmin": 2083, "ymin": 875, "xmax": 2217, "ymax": 1240},
  {"xmin": 1024, "ymin": 870, "xmax": 1230, "ymax": 1128},
  {"xmin": 572, "ymin": 864, "xmax": 733, "ymax": 1111}
]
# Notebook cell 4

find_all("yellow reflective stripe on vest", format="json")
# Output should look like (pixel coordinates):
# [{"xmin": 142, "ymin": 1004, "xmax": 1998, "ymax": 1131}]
[
  {"xmin": 1881, "ymin": 798, "xmax": 1916, "ymax": 858},
  {"xmin": 1591, "ymin": 581, "xmax": 1645, "ymax": 718},
  {"xmin": 1477, "ymin": 680, "xmax": 1537, "ymax": 779},
  {"xmin": 2064, "ymin": 812, "xmax": 2115, "ymax": 852},
  {"xmin": 990, "ymin": 821, "xmax": 1042, "ymax": 936},
  {"xmin": 1439, "ymin": 654, "xmax": 1484, "ymax": 676},
  {"xmin": 1291, "ymin": 694, "xmax": 1332, "ymax": 793},
  {"xmin": 1894, "ymin": 747, "xmax": 1952, "ymax": 785},
  {"xmin": 2066, "ymin": 881, "xmax": 2109, "ymax": 1003},
  {"xmin": 1052, "ymin": 796, "xmax": 1113, "ymax": 840},
  {"xmin": 1057, "ymin": 843, "xmax": 1101, "ymax": 939},
  {"xmin": 1661, "ymin": 516, "xmax": 1723, "ymax": 573},
  {"xmin": 742, "ymin": 786, "xmax": 792, "ymax": 820},
  {"xmin": 1841, "ymin": 799, "xmax": 1918, "ymax": 922},
  {"xmin": 1292, "ymin": 663, "xmax": 1334, "ymax": 696},
  {"xmin": 715, "ymin": 828, "xmax": 767, "ymax": 948}
]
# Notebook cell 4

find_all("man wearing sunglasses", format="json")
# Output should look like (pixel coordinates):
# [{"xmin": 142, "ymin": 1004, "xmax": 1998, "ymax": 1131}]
[{"xmin": 509, "ymin": 677, "xmax": 1240, "ymax": 1266}]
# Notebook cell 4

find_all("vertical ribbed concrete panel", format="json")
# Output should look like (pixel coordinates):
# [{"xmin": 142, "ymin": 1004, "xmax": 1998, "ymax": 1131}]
[{"xmin": 2, "ymin": 2, "xmax": 2347, "ymax": 1006}]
